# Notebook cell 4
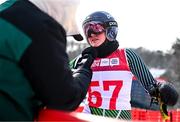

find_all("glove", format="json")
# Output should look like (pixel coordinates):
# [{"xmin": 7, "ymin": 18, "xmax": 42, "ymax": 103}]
[
  {"xmin": 149, "ymin": 81, "xmax": 179, "ymax": 106},
  {"xmin": 75, "ymin": 47, "xmax": 97, "ymax": 70},
  {"xmin": 149, "ymin": 81, "xmax": 178, "ymax": 121},
  {"xmin": 158, "ymin": 82, "xmax": 179, "ymax": 106}
]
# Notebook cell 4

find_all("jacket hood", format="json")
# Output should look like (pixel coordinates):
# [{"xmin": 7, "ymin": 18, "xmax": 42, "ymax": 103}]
[{"xmin": 29, "ymin": 0, "xmax": 83, "ymax": 41}]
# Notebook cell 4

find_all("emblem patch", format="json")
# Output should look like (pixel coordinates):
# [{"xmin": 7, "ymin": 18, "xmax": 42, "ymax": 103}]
[
  {"xmin": 100, "ymin": 58, "xmax": 109, "ymax": 66},
  {"xmin": 110, "ymin": 58, "xmax": 119, "ymax": 66}
]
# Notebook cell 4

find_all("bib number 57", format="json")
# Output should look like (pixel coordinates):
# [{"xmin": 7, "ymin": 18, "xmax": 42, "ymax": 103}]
[{"xmin": 88, "ymin": 80, "xmax": 123, "ymax": 109}]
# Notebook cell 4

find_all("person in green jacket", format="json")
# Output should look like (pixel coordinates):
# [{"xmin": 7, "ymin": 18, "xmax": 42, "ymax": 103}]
[{"xmin": 0, "ymin": 0, "xmax": 96, "ymax": 120}]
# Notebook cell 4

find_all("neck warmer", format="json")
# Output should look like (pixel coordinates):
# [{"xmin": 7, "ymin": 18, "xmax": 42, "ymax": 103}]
[{"xmin": 94, "ymin": 40, "xmax": 119, "ymax": 58}]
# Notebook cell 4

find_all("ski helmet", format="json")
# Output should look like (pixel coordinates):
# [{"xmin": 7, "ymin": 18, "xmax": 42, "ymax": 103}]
[{"xmin": 82, "ymin": 11, "xmax": 118, "ymax": 41}]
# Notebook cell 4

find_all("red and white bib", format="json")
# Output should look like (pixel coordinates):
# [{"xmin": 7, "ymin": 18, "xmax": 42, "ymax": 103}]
[{"xmin": 87, "ymin": 49, "xmax": 133, "ymax": 110}]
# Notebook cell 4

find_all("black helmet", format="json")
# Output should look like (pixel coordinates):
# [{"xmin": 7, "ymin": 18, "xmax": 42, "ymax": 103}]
[{"xmin": 82, "ymin": 11, "xmax": 118, "ymax": 41}]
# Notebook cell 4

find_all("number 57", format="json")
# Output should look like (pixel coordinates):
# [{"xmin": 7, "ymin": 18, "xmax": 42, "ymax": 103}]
[{"xmin": 88, "ymin": 80, "xmax": 123, "ymax": 109}]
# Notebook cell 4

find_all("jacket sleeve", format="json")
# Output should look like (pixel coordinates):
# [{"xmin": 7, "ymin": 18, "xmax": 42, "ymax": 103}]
[
  {"xmin": 125, "ymin": 48, "xmax": 157, "ymax": 92},
  {"xmin": 19, "ymin": 30, "xmax": 92, "ymax": 111}
]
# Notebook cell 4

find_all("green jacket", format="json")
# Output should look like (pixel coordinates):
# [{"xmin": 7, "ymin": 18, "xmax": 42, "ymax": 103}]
[
  {"xmin": 0, "ymin": 0, "xmax": 39, "ymax": 120},
  {"xmin": 0, "ymin": 0, "xmax": 93, "ymax": 120}
]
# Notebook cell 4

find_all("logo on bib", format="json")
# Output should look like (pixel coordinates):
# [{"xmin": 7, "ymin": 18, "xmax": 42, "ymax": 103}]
[
  {"xmin": 100, "ymin": 58, "xmax": 109, "ymax": 66},
  {"xmin": 110, "ymin": 58, "xmax": 119, "ymax": 66},
  {"xmin": 92, "ymin": 58, "xmax": 120, "ymax": 67},
  {"xmin": 92, "ymin": 60, "xmax": 100, "ymax": 67}
]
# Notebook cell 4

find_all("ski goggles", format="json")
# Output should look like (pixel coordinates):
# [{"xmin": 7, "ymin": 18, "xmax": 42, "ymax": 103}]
[{"xmin": 83, "ymin": 21, "xmax": 105, "ymax": 38}]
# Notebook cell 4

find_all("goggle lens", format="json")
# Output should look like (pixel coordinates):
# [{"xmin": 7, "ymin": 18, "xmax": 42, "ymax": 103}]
[{"xmin": 83, "ymin": 22, "xmax": 105, "ymax": 38}]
